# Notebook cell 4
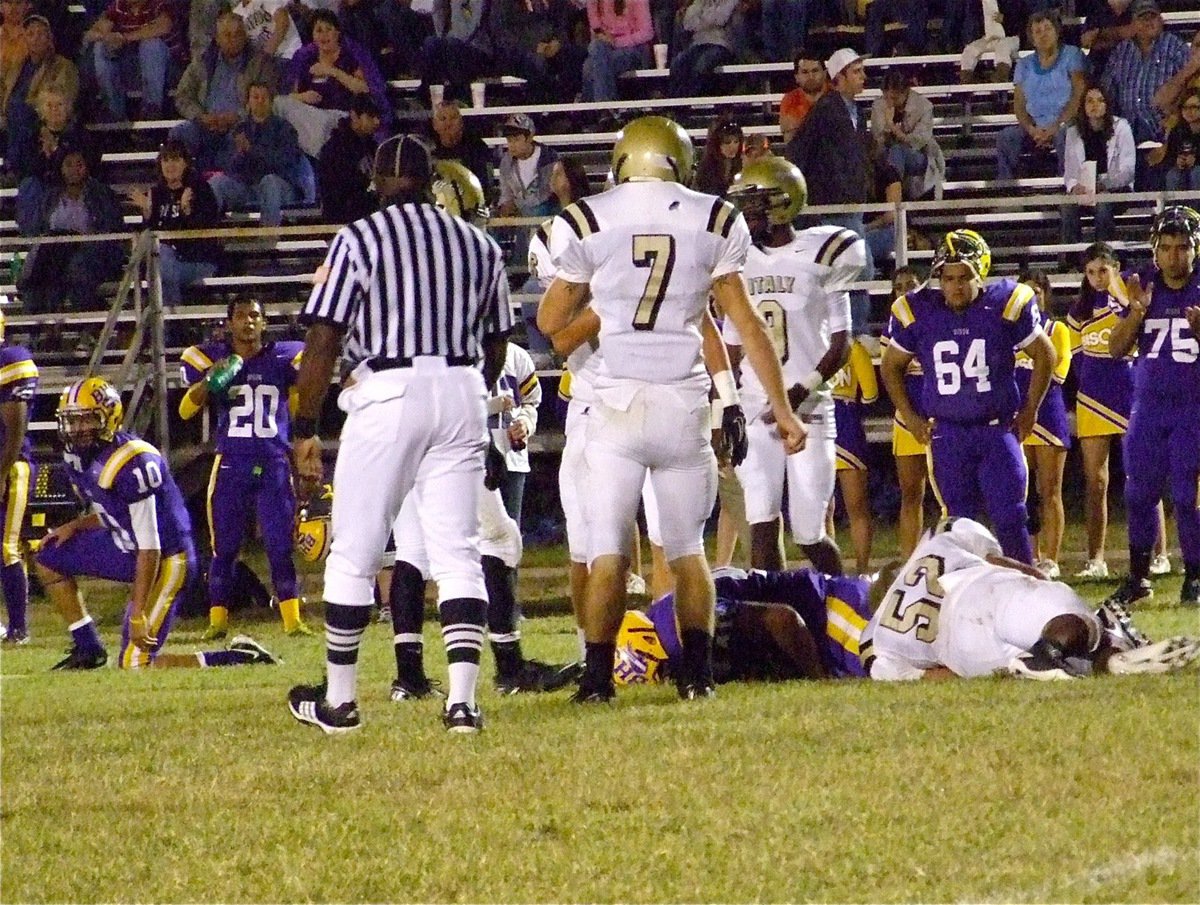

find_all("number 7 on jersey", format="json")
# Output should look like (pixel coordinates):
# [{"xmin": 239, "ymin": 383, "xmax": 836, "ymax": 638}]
[{"xmin": 630, "ymin": 234, "xmax": 676, "ymax": 331}]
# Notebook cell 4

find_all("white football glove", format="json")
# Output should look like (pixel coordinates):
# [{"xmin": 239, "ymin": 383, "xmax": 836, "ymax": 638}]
[{"xmin": 1106, "ymin": 636, "xmax": 1200, "ymax": 676}]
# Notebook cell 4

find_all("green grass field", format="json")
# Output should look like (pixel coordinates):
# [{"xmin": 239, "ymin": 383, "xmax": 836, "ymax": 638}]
[{"xmin": 2, "ymin": 523, "xmax": 1199, "ymax": 903}]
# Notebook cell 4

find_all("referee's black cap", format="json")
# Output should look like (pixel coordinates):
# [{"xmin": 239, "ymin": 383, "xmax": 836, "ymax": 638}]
[{"xmin": 374, "ymin": 134, "xmax": 432, "ymax": 184}]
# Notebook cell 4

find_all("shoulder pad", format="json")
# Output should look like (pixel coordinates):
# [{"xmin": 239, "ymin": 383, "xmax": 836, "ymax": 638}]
[
  {"xmin": 815, "ymin": 228, "xmax": 862, "ymax": 268},
  {"xmin": 890, "ymin": 294, "xmax": 917, "ymax": 328},
  {"xmin": 1001, "ymin": 281, "xmax": 1036, "ymax": 323},
  {"xmin": 98, "ymin": 439, "xmax": 160, "ymax": 490},
  {"xmin": 182, "ymin": 344, "xmax": 216, "ymax": 373},
  {"xmin": 0, "ymin": 351, "xmax": 38, "ymax": 388},
  {"xmin": 705, "ymin": 197, "xmax": 739, "ymax": 239},
  {"xmin": 558, "ymin": 199, "xmax": 599, "ymax": 240}
]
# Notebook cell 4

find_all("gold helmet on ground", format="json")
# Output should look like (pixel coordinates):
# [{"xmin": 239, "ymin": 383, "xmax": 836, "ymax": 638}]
[
  {"xmin": 432, "ymin": 160, "xmax": 488, "ymax": 221},
  {"xmin": 611, "ymin": 116, "xmax": 694, "ymax": 186},
  {"xmin": 613, "ymin": 609, "xmax": 669, "ymax": 686},
  {"xmin": 295, "ymin": 483, "xmax": 333, "ymax": 562},
  {"xmin": 727, "ymin": 154, "xmax": 808, "ymax": 225},
  {"xmin": 57, "ymin": 377, "xmax": 123, "ymax": 453}
]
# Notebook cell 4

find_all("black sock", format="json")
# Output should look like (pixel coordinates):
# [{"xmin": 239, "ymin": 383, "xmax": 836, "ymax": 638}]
[
  {"xmin": 483, "ymin": 555, "xmax": 524, "ymax": 677},
  {"xmin": 680, "ymin": 628, "xmax": 714, "ymax": 686},
  {"xmin": 583, "ymin": 641, "xmax": 615, "ymax": 690},
  {"xmin": 389, "ymin": 560, "xmax": 427, "ymax": 681},
  {"xmin": 1130, "ymin": 549, "xmax": 1152, "ymax": 582},
  {"xmin": 1185, "ymin": 562, "xmax": 1200, "ymax": 582}
]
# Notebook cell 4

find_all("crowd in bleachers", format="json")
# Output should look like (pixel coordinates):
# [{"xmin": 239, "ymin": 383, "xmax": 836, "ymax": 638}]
[{"xmin": 1, "ymin": 0, "xmax": 1199, "ymax": 322}]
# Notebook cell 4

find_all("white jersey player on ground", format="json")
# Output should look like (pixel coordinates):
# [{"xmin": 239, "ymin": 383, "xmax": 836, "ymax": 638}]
[
  {"xmin": 860, "ymin": 517, "xmax": 1200, "ymax": 681},
  {"xmin": 538, "ymin": 115, "xmax": 806, "ymax": 703},
  {"xmin": 724, "ymin": 155, "xmax": 863, "ymax": 576}
]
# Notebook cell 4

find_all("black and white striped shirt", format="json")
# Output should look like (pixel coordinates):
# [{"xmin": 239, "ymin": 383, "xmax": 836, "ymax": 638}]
[{"xmin": 303, "ymin": 203, "xmax": 513, "ymax": 366}]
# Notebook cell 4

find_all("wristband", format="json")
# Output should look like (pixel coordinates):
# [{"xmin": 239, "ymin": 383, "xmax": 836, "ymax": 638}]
[
  {"xmin": 713, "ymin": 369, "xmax": 739, "ymax": 407},
  {"xmin": 800, "ymin": 370, "xmax": 824, "ymax": 393},
  {"xmin": 294, "ymin": 417, "xmax": 318, "ymax": 440},
  {"xmin": 711, "ymin": 398, "xmax": 724, "ymax": 428}
]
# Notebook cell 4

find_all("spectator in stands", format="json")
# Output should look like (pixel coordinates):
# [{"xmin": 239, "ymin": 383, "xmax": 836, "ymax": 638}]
[
  {"xmin": 958, "ymin": 0, "xmax": 1019, "ymax": 83},
  {"xmin": 231, "ymin": 0, "xmax": 302, "ymax": 60},
  {"xmin": 83, "ymin": 0, "xmax": 174, "ymax": 121},
  {"xmin": 786, "ymin": 47, "xmax": 874, "ymax": 334},
  {"xmin": 277, "ymin": 10, "xmax": 390, "ymax": 158},
  {"xmin": 373, "ymin": 0, "xmax": 434, "ymax": 79},
  {"xmin": 742, "ymin": 131, "xmax": 770, "ymax": 160},
  {"xmin": 1060, "ymin": 82, "xmax": 1135, "ymax": 243},
  {"xmin": 694, "ymin": 115, "xmax": 742, "ymax": 194},
  {"xmin": 418, "ymin": 0, "xmax": 505, "ymax": 106},
  {"xmin": 995, "ymin": 9, "xmax": 1086, "ymax": 180},
  {"xmin": 1150, "ymin": 29, "xmax": 1200, "ymax": 135},
  {"xmin": 863, "ymin": 0, "xmax": 926, "ymax": 57},
  {"xmin": 869, "ymin": 69, "xmax": 944, "ymax": 199},
  {"xmin": 172, "ymin": 11, "xmax": 279, "ymax": 172},
  {"xmin": 317, "ymin": 93, "xmax": 380, "ymax": 223},
  {"xmin": 189, "ymin": 0, "xmax": 222, "ymax": 58},
  {"xmin": 429, "ymin": 100, "xmax": 493, "ymax": 199},
  {"xmin": 337, "ymin": 0, "xmax": 383, "ymax": 60},
  {"xmin": 3, "ymin": 13, "xmax": 78, "ymax": 184},
  {"xmin": 497, "ymin": 111, "xmax": 559, "ymax": 219},
  {"xmin": 1100, "ymin": 0, "xmax": 1189, "ymax": 147},
  {"xmin": 207, "ymin": 81, "xmax": 302, "ymax": 227},
  {"xmin": 13, "ymin": 85, "xmax": 86, "ymax": 221},
  {"xmin": 778, "ymin": 48, "xmax": 826, "ymax": 144},
  {"xmin": 1156, "ymin": 88, "xmax": 1200, "ymax": 191},
  {"xmin": 0, "ymin": 0, "xmax": 32, "ymax": 134},
  {"xmin": 580, "ymin": 0, "xmax": 653, "ymax": 103},
  {"xmin": 667, "ymin": 0, "xmax": 739, "ymax": 98},
  {"xmin": 863, "ymin": 139, "xmax": 902, "ymax": 274},
  {"xmin": 128, "ymin": 139, "xmax": 222, "ymax": 305},
  {"xmin": 760, "ymin": 0, "xmax": 805, "ymax": 63},
  {"xmin": 500, "ymin": 0, "xmax": 587, "ymax": 104},
  {"xmin": 1080, "ymin": 0, "xmax": 1136, "ymax": 77},
  {"xmin": 15, "ymin": 148, "xmax": 124, "ymax": 312}
]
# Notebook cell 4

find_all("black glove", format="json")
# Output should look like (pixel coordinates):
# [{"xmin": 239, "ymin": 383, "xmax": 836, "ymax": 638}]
[
  {"xmin": 786, "ymin": 383, "xmax": 808, "ymax": 412},
  {"xmin": 484, "ymin": 443, "xmax": 507, "ymax": 491},
  {"xmin": 721, "ymin": 403, "xmax": 749, "ymax": 468}
]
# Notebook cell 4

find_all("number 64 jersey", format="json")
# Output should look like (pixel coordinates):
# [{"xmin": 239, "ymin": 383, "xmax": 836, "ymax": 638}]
[
  {"xmin": 859, "ymin": 517, "xmax": 1095, "ymax": 680},
  {"xmin": 550, "ymin": 180, "xmax": 751, "ymax": 404},
  {"xmin": 181, "ymin": 340, "xmax": 304, "ymax": 461}
]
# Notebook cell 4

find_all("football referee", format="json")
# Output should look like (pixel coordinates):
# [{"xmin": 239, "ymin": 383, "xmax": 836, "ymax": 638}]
[{"xmin": 287, "ymin": 134, "xmax": 512, "ymax": 735}]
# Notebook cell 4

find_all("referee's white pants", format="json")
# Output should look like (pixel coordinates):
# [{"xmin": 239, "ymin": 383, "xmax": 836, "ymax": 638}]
[
  {"xmin": 582, "ymin": 384, "xmax": 716, "ymax": 564},
  {"xmin": 392, "ymin": 481, "xmax": 523, "ymax": 575},
  {"xmin": 325, "ymin": 360, "xmax": 489, "ymax": 607},
  {"xmin": 735, "ymin": 400, "xmax": 836, "ymax": 546}
]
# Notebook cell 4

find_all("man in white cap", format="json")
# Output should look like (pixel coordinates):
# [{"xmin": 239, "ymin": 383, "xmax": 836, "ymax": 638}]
[{"xmin": 785, "ymin": 47, "xmax": 874, "ymax": 335}]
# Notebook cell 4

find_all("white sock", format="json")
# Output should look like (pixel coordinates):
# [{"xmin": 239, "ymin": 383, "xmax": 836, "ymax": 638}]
[
  {"xmin": 577, "ymin": 627, "xmax": 587, "ymax": 660},
  {"xmin": 446, "ymin": 661, "xmax": 479, "ymax": 709},
  {"xmin": 326, "ymin": 662, "xmax": 358, "ymax": 708}
]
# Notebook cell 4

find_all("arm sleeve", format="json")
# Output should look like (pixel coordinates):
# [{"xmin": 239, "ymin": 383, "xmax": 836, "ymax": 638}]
[
  {"xmin": 301, "ymin": 229, "xmax": 366, "ymax": 328},
  {"xmin": 711, "ymin": 212, "xmax": 752, "ymax": 279},
  {"xmin": 1050, "ymin": 322, "xmax": 1073, "ymax": 383},
  {"xmin": 180, "ymin": 345, "xmax": 214, "ymax": 385},
  {"xmin": 128, "ymin": 495, "xmax": 162, "ymax": 551},
  {"xmin": 851, "ymin": 341, "xmax": 879, "ymax": 403},
  {"xmin": 549, "ymin": 211, "xmax": 593, "ymax": 284}
]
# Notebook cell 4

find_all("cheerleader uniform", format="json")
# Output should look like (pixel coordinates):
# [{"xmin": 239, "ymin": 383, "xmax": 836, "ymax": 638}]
[
  {"xmin": 1067, "ymin": 281, "xmax": 1135, "ymax": 438},
  {"xmin": 1017, "ymin": 313, "xmax": 1073, "ymax": 448},
  {"xmin": 833, "ymin": 339, "xmax": 879, "ymax": 471}
]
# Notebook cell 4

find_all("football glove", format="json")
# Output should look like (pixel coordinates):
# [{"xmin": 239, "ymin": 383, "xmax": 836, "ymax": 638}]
[
  {"xmin": 204, "ymin": 354, "xmax": 244, "ymax": 397},
  {"xmin": 484, "ymin": 443, "xmax": 506, "ymax": 491},
  {"xmin": 721, "ymin": 403, "xmax": 748, "ymax": 468}
]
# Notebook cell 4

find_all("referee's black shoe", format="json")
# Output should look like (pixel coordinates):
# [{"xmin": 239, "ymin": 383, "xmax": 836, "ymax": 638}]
[
  {"xmin": 570, "ymin": 682, "xmax": 615, "ymax": 704},
  {"xmin": 494, "ymin": 659, "xmax": 583, "ymax": 695},
  {"xmin": 288, "ymin": 682, "xmax": 361, "ymax": 734}
]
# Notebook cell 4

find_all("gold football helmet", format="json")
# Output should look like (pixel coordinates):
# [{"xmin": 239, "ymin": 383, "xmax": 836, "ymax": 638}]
[
  {"xmin": 613, "ymin": 609, "xmax": 669, "ymax": 686},
  {"xmin": 295, "ymin": 483, "xmax": 333, "ymax": 563},
  {"xmin": 57, "ymin": 377, "xmax": 123, "ymax": 453},
  {"xmin": 611, "ymin": 116, "xmax": 694, "ymax": 186},
  {"xmin": 727, "ymin": 154, "xmax": 808, "ymax": 225},
  {"xmin": 932, "ymin": 228, "xmax": 991, "ymax": 281},
  {"xmin": 432, "ymin": 160, "xmax": 488, "ymax": 221}
]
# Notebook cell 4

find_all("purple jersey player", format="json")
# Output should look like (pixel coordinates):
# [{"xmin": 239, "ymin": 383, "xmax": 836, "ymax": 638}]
[
  {"xmin": 880, "ymin": 229, "xmax": 1056, "ymax": 565},
  {"xmin": 180, "ymin": 298, "xmax": 312, "ymax": 638},
  {"xmin": 615, "ymin": 568, "xmax": 872, "ymax": 685},
  {"xmin": 35, "ymin": 378, "xmax": 277, "ymax": 670},
  {"xmin": 1107, "ymin": 206, "xmax": 1200, "ymax": 606},
  {"xmin": 0, "ymin": 306, "xmax": 37, "ymax": 646}
]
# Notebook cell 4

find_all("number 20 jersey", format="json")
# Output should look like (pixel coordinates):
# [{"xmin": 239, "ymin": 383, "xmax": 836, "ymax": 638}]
[
  {"xmin": 181, "ymin": 340, "xmax": 303, "ymax": 460},
  {"xmin": 887, "ymin": 279, "xmax": 1042, "ymax": 424},
  {"xmin": 723, "ymin": 226, "xmax": 861, "ymax": 414},
  {"xmin": 550, "ymin": 181, "xmax": 751, "ymax": 400}
]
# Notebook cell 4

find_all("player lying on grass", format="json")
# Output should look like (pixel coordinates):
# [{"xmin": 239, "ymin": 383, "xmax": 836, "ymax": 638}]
[
  {"xmin": 35, "ymin": 378, "xmax": 278, "ymax": 670},
  {"xmin": 860, "ymin": 517, "xmax": 1200, "ymax": 681}
]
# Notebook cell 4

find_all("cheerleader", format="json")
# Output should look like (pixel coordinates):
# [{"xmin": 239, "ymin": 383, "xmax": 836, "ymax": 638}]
[{"xmin": 830, "ymin": 336, "xmax": 880, "ymax": 574}]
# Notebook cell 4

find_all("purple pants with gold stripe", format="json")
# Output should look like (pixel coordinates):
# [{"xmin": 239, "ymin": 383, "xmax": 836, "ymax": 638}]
[
  {"xmin": 1124, "ymin": 400, "xmax": 1200, "ymax": 566},
  {"xmin": 37, "ymin": 529, "xmax": 196, "ymax": 668},
  {"xmin": 834, "ymin": 401, "xmax": 870, "ymax": 471},
  {"xmin": 929, "ymin": 420, "xmax": 1033, "ymax": 564}
]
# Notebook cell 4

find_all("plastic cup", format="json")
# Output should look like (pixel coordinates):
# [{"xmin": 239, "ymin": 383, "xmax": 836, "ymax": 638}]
[
  {"xmin": 429, "ymin": 83, "xmax": 445, "ymax": 107},
  {"xmin": 653, "ymin": 43, "xmax": 668, "ymax": 69},
  {"xmin": 471, "ymin": 81, "xmax": 486, "ymax": 108}
]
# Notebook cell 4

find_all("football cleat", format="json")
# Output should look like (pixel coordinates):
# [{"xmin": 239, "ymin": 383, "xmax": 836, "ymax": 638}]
[
  {"xmin": 1106, "ymin": 637, "xmax": 1200, "ymax": 676},
  {"xmin": 200, "ymin": 624, "xmax": 228, "ymax": 642},
  {"xmin": 2, "ymin": 629, "xmax": 29, "ymax": 646},
  {"xmin": 1095, "ymin": 599, "xmax": 1150, "ymax": 653},
  {"xmin": 283, "ymin": 621, "xmax": 316, "ymax": 638},
  {"xmin": 376, "ymin": 605, "xmax": 391, "ymax": 624},
  {"xmin": 442, "ymin": 702, "xmax": 483, "ymax": 734},
  {"xmin": 390, "ymin": 675, "xmax": 442, "ymax": 701},
  {"xmin": 570, "ymin": 683, "xmax": 616, "ymax": 704},
  {"xmin": 1104, "ymin": 576, "xmax": 1153, "ymax": 607},
  {"xmin": 1036, "ymin": 559, "xmax": 1061, "ymax": 580},
  {"xmin": 50, "ymin": 645, "xmax": 108, "ymax": 671},
  {"xmin": 288, "ymin": 683, "xmax": 361, "ymax": 734},
  {"xmin": 624, "ymin": 572, "xmax": 647, "ymax": 597},
  {"xmin": 229, "ymin": 635, "xmax": 279, "ymax": 665},
  {"xmin": 1182, "ymin": 575, "xmax": 1200, "ymax": 607},
  {"xmin": 1074, "ymin": 559, "xmax": 1109, "ymax": 580},
  {"xmin": 1149, "ymin": 554, "xmax": 1172, "ymax": 576},
  {"xmin": 613, "ymin": 610, "xmax": 668, "ymax": 686},
  {"xmin": 1005, "ymin": 639, "xmax": 1081, "ymax": 681},
  {"xmin": 677, "ymin": 681, "xmax": 716, "ymax": 701},
  {"xmin": 494, "ymin": 659, "xmax": 583, "ymax": 695}
]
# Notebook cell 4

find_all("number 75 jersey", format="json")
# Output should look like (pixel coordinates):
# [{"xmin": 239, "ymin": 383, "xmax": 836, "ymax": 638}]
[
  {"xmin": 550, "ymin": 181, "xmax": 751, "ymax": 397},
  {"xmin": 181, "ymin": 340, "xmax": 304, "ymax": 460}
]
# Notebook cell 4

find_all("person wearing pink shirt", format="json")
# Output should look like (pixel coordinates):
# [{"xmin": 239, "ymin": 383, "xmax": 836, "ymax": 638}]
[{"xmin": 581, "ymin": 0, "xmax": 652, "ymax": 102}]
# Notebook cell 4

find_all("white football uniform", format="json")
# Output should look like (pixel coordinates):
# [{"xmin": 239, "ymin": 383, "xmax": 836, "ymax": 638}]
[
  {"xmin": 491, "ymin": 343, "xmax": 541, "ymax": 474},
  {"xmin": 724, "ymin": 226, "xmax": 862, "ymax": 544},
  {"xmin": 860, "ymin": 518, "xmax": 1098, "ymax": 680},
  {"xmin": 551, "ymin": 181, "xmax": 751, "ymax": 561}
]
